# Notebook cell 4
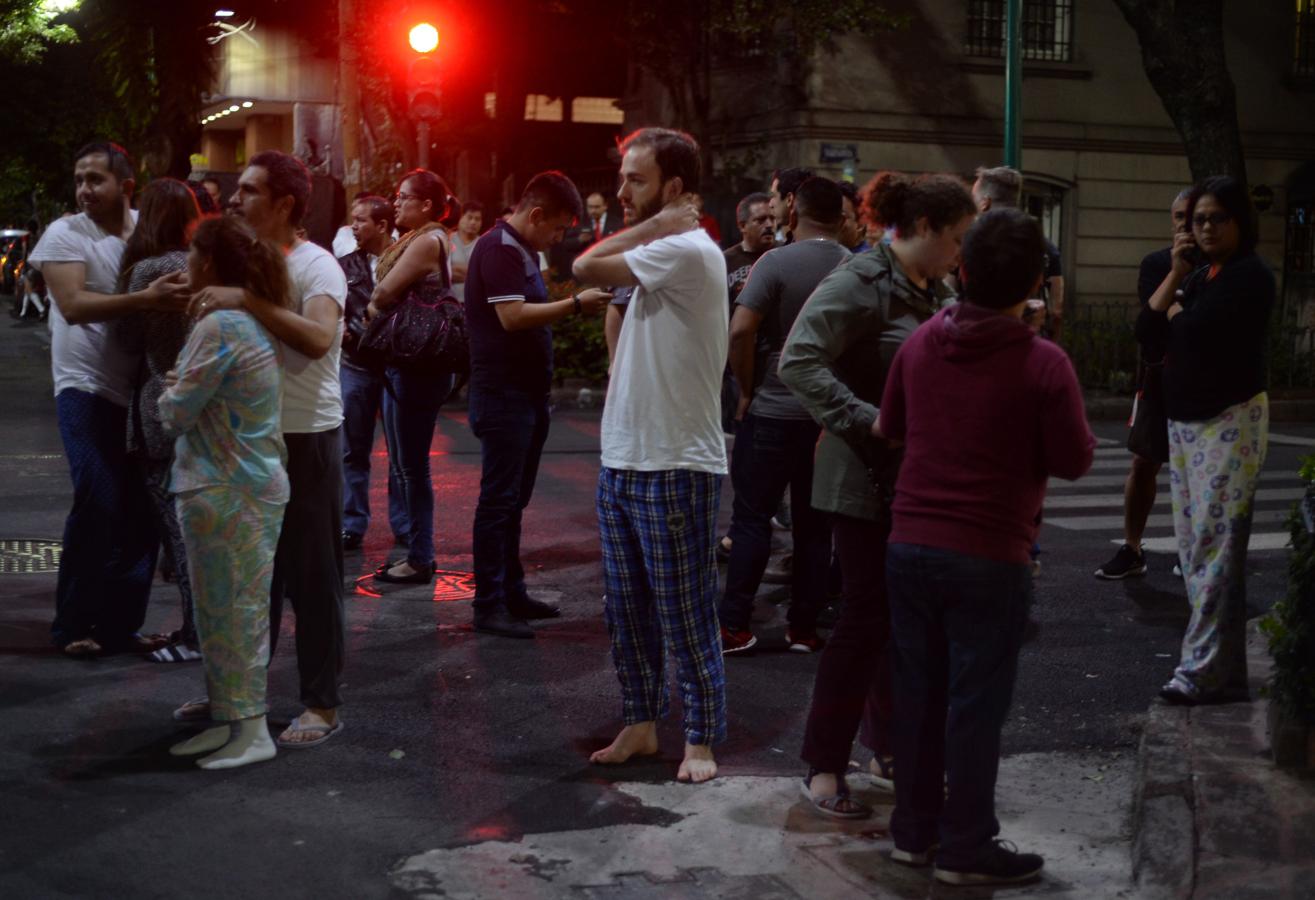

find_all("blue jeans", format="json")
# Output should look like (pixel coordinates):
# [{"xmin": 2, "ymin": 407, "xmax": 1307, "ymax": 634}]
[
  {"xmin": 340, "ymin": 364, "xmax": 406, "ymax": 540},
  {"xmin": 467, "ymin": 387, "xmax": 550, "ymax": 613},
  {"xmin": 720, "ymin": 414, "xmax": 827, "ymax": 633},
  {"xmin": 885, "ymin": 542, "xmax": 1030, "ymax": 864},
  {"xmin": 52, "ymin": 389, "xmax": 159, "ymax": 647},
  {"xmin": 380, "ymin": 368, "xmax": 454, "ymax": 568}
]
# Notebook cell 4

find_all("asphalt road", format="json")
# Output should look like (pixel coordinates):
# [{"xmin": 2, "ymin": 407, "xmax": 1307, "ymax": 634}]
[{"xmin": 0, "ymin": 313, "xmax": 1308, "ymax": 898}]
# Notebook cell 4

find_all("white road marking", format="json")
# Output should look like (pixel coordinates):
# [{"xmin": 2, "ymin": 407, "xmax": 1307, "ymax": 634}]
[
  {"xmin": 1128, "ymin": 532, "xmax": 1292, "ymax": 553},
  {"xmin": 1044, "ymin": 487, "xmax": 1305, "ymax": 510},
  {"xmin": 1049, "ymin": 508, "xmax": 1290, "ymax": 532}
]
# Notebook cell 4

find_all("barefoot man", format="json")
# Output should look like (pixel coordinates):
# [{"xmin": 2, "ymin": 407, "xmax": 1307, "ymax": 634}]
[{"xmin": 574, "ymin": 127, "xmax": 730, "ymax": 783}]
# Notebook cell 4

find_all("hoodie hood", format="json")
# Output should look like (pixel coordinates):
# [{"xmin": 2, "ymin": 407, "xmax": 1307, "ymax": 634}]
[{"xmin": 929, "ymin": 302, "xmax": 1036, "ymax": 362}]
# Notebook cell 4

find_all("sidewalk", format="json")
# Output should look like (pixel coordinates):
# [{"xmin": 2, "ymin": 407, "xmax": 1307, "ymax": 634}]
[{"xmin": 1132, "ymin": 623, "xmax": 1315, "ymax": 899}]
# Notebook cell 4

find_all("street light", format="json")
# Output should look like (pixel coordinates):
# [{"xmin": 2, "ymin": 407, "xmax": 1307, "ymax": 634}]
[
  {"xmin": 409, "ymin": 22, "xmax": 439, "ymax": 54},
  {"xmin": 406, "ymin": 21, "xmax": 443, "ymax": 169}
]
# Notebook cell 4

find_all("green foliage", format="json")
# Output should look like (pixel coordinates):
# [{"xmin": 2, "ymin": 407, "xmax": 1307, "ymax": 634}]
[
  {"xmin": 0, "ymin": 0, "xmax": 77, "ymax": 65},
  {"xmin": 1260, "ymin": 455, "xmax": 1315, "ymax": 724},
  {"xmin": 547, "ymin": 279, "xmax": 609, "ymax": 385}
]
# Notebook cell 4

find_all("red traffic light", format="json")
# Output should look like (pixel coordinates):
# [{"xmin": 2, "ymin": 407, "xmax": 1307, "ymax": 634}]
[{"xmin": 409, "ymin": 23, "xmax": 439, "ymax": 54}]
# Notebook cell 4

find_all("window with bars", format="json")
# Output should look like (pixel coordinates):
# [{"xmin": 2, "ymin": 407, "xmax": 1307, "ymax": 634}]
[
  {"xmin": 1297, "ymin": 0, "xmax": 1315, "ymax": 78},
  {"xmin": 965, "ymin": 0, "xmax": 1075, "ymax": 63}
]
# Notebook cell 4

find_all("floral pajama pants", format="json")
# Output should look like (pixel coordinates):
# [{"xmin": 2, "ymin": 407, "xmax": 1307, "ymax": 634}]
[
  {"xmin": 1166, "ymin": 392, "xmax": 1268, "ymax": 697},
  {"xmin": 176, "ymin": 487, "xmax": 286, "ymax": 721}
]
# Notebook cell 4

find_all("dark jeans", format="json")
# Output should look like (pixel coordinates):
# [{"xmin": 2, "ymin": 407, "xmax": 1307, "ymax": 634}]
[
  {"xmin": 800, "ymin": 514, "xmax": 894, "ymax": 772},
  {"xmin": 52, "ymin": 389, "xmax": 159, "ymax": 648},
  {"xmin": 381, "ymin": 368, "xmax": 454, "ymax": 568},
  {"xmin": 340, "ymin": 364, "xmax": 406, "ymax": 540},
  {"xmin": 720, "ymin": 414, "xmax": 827, "ymax": 633},
  {"xmin": 886, "ymin": 542, "xmax": 1030, "ymax": 863},
  {"xmin": 467, "ymin": 387, "xmax": 550, "ymax": 614},
  {"xmin": 270, "ymin": 429, "xmax": 345, "ymax": 710}
]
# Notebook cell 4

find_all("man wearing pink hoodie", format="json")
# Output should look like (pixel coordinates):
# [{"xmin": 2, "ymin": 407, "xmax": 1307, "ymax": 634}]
[{"xmin": 878, "ymin": 208, "xmax": 1095, "ymax": 886}]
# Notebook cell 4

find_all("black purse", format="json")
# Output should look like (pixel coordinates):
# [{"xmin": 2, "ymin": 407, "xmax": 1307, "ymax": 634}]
[{"xmin": 356, "ymin": 275, "xmax": 470, "ymax": 378}]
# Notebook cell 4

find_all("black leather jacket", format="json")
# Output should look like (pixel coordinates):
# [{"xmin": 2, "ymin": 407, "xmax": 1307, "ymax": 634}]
[{"xmin": 338, "ymin": 248, "xmax": 374, "ymax": 368}]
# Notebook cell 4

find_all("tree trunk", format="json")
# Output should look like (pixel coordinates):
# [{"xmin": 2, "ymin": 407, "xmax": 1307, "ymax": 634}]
[{"xmin": 1111, "ymin": 0, "xmax": 1247, "ymax": 186}]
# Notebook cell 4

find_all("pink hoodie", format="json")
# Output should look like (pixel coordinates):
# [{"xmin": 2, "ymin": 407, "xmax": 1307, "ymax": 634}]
[{"xmin": 879, "ymin": 303, "xmax": 1095, "ymax": 565}]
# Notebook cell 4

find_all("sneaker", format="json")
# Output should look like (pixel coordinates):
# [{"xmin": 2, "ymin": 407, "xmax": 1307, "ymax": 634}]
[
  {"xmin": 473, "ymin": 607, "xmax": 534, "ymax": 639},
  {"xmin": 786, "ymin": 628, "xmax": 822, "ymax": 653},
  {"xmin": 933, "ymin": 840, "xmax": 1044, "ymax": 886},
  {"xmin": 721, "ymin": 627, "xmax": 757, "ymax": 654},
  {"xmin": 1094, "ymin": 544, "xmax": 1147, "ymax": 580},
  {"xmin": 891, "ymin": 845, "xmax": 936, "ymax": 867}
]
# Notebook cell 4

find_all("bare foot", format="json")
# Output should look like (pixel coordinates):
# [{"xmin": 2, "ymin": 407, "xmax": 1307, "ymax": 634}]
[
  {"xmin": 278, "ymin": 707, "xmax": 337, "ymax": 745},
  {"xmin": 677, "ymin": 743, "xmax": 717, "ymax": 783},
  {"xmin": 590, "ymin": 722, "xmax": 659, "ymax": 765}
]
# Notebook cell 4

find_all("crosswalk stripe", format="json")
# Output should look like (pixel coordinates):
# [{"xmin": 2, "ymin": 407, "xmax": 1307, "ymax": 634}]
[
  {"xmin": 1048, "ymin": 507, "xmax": 1291, "ymax": 532},
  {"xmin": 1131, "ymin": 533, "xmax": 1292, "ymax": 553},
  {"xmin": 1045, "ymin": 486, "xmax": 1305, "ymax": 510},
  {"xmin": 1051, "ymin": 472, "xmax": 1299, "ymax": 490},
  {"xmin": 1267, "ymin": 432, "xmax": 1315, "ymax": 447}
]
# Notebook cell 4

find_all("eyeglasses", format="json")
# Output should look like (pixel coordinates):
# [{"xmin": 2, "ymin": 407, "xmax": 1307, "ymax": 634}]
[
  {"xmin": 1192, "ymin": 212, "xmax": 1232, "ymax": 228},
  {"xmin": 394, "ymin": 192, "xmax": 422, "ymax": 203}
]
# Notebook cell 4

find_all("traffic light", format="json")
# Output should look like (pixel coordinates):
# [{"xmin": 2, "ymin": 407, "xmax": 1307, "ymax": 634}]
[{"xmin": 407, "ymin": 21, "xmax": 442, "ymax": 120}]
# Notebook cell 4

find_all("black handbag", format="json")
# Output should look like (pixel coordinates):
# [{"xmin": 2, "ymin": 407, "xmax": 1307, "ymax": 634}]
[{"xmin": 356, "ymin": 275, "xmax": 470, "ymax": 378}]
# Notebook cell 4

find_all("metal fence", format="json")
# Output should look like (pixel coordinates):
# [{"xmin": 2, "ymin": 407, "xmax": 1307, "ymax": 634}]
[{"xmin": 1060, "ymin": 302, "xmax": 1315, "ymax": 393}]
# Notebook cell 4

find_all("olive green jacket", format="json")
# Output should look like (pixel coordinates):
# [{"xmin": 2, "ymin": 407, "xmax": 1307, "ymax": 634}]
[{"xmin": 778, "ymin": 242, "xmax": 954, "ymax": 522}]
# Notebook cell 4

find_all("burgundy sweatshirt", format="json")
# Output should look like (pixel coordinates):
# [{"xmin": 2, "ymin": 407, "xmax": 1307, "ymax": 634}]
[{"xmin": 879, "ymin": 303, "xmax": 1095, "ymax": 565}]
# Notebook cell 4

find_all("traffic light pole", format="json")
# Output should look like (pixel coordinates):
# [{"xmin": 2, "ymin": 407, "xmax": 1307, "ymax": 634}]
[
  {"xmin": 1004, "ymin": 0, "xmax": 1023, "ymax": 168},
  {"xmin": 417, "ymin": 119, "xmax": 430, "ymax": 170}
]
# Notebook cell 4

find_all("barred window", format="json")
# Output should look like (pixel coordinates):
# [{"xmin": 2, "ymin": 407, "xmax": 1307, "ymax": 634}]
[
  {"xmin": 965, "ymin": 0, "xmax": 1074, "ymax": 63},
  {"xmin": 1298, "ymin": 0, "xmax": 1315, "ymax": 78}
]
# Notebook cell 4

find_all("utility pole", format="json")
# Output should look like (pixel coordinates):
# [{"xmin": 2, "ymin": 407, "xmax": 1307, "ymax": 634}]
[
  {"xmin": 1004, "ymin": 0, "xmax": 1023, "ymax": 168},
  {"xmin": 339, "ymin": 0, "xmax": 362, "ymax": 199}
]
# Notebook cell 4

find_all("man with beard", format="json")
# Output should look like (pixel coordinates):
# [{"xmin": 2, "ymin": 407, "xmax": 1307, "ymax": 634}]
[
  {"xmin": 189, "ymin": 150, "xmax": 349, "ymax": 749},
  {"xmin": 32, "ymin": 141, "xmax": 189, "ymax": 656},
  {"xmin": 574, "ymin": 127, "xmax": 729, "ymax": 784}
]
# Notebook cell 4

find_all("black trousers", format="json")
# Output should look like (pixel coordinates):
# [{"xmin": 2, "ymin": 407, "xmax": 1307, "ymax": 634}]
[{"xmin": 270, "ymin": 429, "xmax": 345, "ymax": 710}]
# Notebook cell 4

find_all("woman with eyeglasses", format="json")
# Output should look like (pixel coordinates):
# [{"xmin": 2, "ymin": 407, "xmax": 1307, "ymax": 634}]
[
  {"xmin": 1136, "ymin": 175, "xmax": 1275, "ymax": 705},
  {"xmin": 364, "ymin": 169, "xmax": 458, "ymax": 584}
]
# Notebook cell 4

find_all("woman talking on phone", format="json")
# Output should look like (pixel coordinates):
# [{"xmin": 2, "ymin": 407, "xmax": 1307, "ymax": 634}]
[{"xmin": 1136, "ymin": 175, "xmax": 1274, "ymax": 705}]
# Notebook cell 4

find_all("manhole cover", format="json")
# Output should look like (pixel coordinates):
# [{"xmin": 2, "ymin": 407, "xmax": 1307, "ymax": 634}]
[
  {"xmin": 0, "ymin": 540, "xmax": 62, "ymax": 574},
  {"xmin": 432, "ymin": 569, "xmax": 476, "ymax": 602}
]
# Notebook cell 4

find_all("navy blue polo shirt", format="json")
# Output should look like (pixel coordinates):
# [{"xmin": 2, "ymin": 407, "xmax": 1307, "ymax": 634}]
[{"xmin": 464, "ymin": 220, "xmax": 552, "ymax": 394}]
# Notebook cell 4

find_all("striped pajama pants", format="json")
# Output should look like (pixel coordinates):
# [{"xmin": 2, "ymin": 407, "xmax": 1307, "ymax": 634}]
[{"xmin": 597, "ymin": 467, "xmax": 728, "ymax": 746}]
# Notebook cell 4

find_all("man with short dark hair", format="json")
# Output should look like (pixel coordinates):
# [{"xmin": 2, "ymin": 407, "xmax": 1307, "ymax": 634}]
[
  {"xmin": 191, "ymin": 150, "xmax": 349, "ymax": 748},
  {"xmin": 31, "ymin": 140, "xmax": 190, "ymax": 656},
  {"xmin": 723, "ymin": 191, "xmax": 775, "ymax": 308},
  {"xmin": 575, "ymin": 127, "xmax": 730, "ymax": 784},
  {"xmin": 449, "ymin": 200, "xmax": 484, "ymax": 302},
  {"xmin": 1095, "ymin": 189, "xmax": 1193, "ymax": 580},
  {"xmin": 878, "ymin": 207, "xmax": 1094, "ymax": 886},
  {"xmin": 339, "ymin": 195, "xmax": 405, "ymax": 552},
  {"xmin": 466, "ymin": 172, "xmax": 610, "ymax": 639},
  {"xmin": 201, "ymin": 176, "xmax": 223, "ymax": 209},
  {"xmin": 769, "ymin": 167, "xmax": 814, "ymax": 243},
  {"xmin": 721, "ymin": 177, "xmax": 850, "ymax": 655}
]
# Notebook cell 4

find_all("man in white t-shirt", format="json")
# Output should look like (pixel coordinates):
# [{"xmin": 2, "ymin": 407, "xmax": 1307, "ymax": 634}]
[
  {"xmin": 30, "ymin": 141, "xmax": 190, "ymax": 657},
  {"xmin": 192, "ymin": 151, "xmax": 349, "ymax": 749},
  {"xmin": 573, "ymin": 127, "xmax": 729, "ymax": 784}
]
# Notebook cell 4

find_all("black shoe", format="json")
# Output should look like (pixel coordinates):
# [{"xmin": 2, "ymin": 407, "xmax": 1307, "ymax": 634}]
[
  {"xmin": 342, "ymin": 531, "xmax": 363, "ymax": 551},
  {"xmin": 934, "ymin": 840, "xmax": 1043, "ymax": 886},
  {"xmin": 1094, "ymin": 543, "xmax": 1147, "ymax": 580},
  {"xmin": 507, "ymin": 596, "xmax": 560, "ymax": 620},
  {"xmin": 473, "ymin": 607, "xmax": 534, "ymax": 639},
  {"xmin": 374, "ymin": 560, "xmax": 434, "ymax": 584}
]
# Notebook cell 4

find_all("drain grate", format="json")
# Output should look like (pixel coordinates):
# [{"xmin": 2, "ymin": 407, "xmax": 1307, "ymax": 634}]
[{"xmin": 0, "ymin": 540, "xmax": 62, "ymax": 574}]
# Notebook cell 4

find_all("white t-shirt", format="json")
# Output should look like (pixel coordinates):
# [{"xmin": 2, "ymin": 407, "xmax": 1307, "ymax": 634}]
[
  {"xmin": 282, "ymin": 241, "xmax": 347, "ymax": 433},
  {"xmin": 29, "ymin": 211, "xmax": 140, "ymax": 407},
  {"xmin": 601, "ymin": 229, "xmax": 729, "ymax": 474}
]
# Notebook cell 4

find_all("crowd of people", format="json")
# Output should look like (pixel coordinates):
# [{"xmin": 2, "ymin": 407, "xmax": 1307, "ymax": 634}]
[{"xmin": 26, "ymin": 122, "xmax": 1272, "ymax": 886}]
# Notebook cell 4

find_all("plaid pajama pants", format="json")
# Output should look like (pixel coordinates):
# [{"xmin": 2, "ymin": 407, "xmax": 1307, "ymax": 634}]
[{"xmin": 597, "ymin": 467, "xmax": 728, "ymax": 746}]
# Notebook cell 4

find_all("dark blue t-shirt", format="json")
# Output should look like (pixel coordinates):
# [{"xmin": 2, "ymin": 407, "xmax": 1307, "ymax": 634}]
[{"xmin": 463, "ymin": 221, "xmax": 552, "ymax": 394}]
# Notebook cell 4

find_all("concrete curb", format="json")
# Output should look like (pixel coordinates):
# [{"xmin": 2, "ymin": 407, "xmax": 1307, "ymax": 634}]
[{"xmin": 1130, "ymin": 704, "xmax": 1195, "ymax": 900}]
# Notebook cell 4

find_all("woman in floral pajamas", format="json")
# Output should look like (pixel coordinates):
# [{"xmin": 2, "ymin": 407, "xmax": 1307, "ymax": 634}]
[
  {"xmin": 159, "ymin": 216, "xmax": 292, "ymax": 769},
  {"xmin": 1136, "ymin": 175, "xmax": 1275, "ymax": 705}
]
